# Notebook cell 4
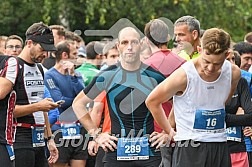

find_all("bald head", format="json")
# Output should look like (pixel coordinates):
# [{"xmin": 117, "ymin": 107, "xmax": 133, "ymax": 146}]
[
  {"xmin": 118, "ymin": 27, "xmax": 140, "ymax": 41},
  {"xmin": 117, "ymin": 27, "xmax": 142, "ymax": 69}
]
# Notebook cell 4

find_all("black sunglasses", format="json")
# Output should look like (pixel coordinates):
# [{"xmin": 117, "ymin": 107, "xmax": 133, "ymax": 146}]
[{"xmin": 27, "ymin": 27, "xmax": 52, "ymax": 36}]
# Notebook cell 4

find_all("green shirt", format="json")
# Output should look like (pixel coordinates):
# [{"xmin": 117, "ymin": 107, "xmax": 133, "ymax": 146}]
[{"xmin": 76, "ymin": 63, "xmax": 100, "ymax": 86}]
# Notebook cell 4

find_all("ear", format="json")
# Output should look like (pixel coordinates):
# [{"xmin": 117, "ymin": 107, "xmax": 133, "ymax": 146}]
[
  {"xmin": 116, "ymin": 41, "xmax": 120, "ymax": 51},
  {"xmin": 26, "ymin": 40, "xmax": 33, "ymax": 48},
  {"xmin": 192, "ymin": 30, "xmax": 199, "ymax": 40},
  {"xmin": 197, "ymin": 46, "xmax": 202, "ymax": 54},
  {"xmin": 225, "ymin": 50, "xmax": 231, "ymax": 58},
  {"xmin": 95, "ymin": 54, "xmax": 103, "ymax": 60},
  {"xmin": 61, "ymin": 52, "xmax": 68, "ymax": 59}
]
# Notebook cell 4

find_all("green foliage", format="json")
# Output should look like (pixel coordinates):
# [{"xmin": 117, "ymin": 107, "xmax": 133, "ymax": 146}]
[
  {"xmin": 0, "ymin": 0, "xmax": 251, "ymax": 43},
  {"xmin": 0, "ymin": 0, "xmax": 48, "ymax": 39}
]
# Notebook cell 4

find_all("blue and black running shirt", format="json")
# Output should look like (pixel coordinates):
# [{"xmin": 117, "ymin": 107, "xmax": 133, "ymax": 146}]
[{"xmin": 84, "ymin": 62, "xmax": 166, "ymax": 137}]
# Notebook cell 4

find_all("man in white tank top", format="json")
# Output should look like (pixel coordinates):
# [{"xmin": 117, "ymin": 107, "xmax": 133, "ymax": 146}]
[{"xmin": 146, "ymin": 28, "xmax": 241, "ymax": 167}]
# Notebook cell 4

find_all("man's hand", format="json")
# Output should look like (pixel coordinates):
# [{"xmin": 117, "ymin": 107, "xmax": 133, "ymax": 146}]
[
  {"xmin": 88, "ymin": 141, "xmax": 99, "ymax": 156},
  {"xmin": 61, "ymin": 60, "xmax": 75, "ymax": 76},
  {"xmin": 38, "ymin": 98, "xmax": 59, "ymax": 112},
  {"xmin": 47, "ymin": 139, "xmax": 59, "ymax": 164},
  {"xmin": 243, "ymin": 127, "xmax": 252, "ymax": 137},
  {"xmin": 96, "ymin": 133, "xmax": 118, "ymax": 152},
  {"xmin": 236, "ymin": 107, "xmax": 244, "ymax": 115},
  {"xmin": 149, "ymin": 129, "xmax": 176, "ymax": 149}
]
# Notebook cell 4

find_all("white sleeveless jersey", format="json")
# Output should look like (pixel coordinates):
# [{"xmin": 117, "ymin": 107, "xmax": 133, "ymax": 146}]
[
  {"xmin": 16, "ymin": 60, "xmax": 45, "ymax": 125},
  {"xmin": 173, "ymin": 60, "xmax": 232, "ymax": 142}
]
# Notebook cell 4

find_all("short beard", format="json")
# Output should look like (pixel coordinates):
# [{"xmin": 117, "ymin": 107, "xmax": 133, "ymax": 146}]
[{"xmin": 31, "ymin": 56, "xmax": 41, "ymax": 63}]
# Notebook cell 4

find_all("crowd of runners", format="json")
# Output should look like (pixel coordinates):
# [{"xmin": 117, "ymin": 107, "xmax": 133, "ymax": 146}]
[{"xmin": 1, "ymin": 15, "xmax": 252, "ymax": 167}]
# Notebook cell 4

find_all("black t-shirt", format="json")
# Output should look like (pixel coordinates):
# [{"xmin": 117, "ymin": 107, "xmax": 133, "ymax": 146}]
[{"xmin": 225, "ymin": 77, "xmax": 252, "ymax": 153}]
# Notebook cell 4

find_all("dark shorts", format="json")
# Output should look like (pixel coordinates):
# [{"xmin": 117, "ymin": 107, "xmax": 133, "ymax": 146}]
[
  {"xmin": 15, "ymin": 147, "xmax": 48, "ymax": 167},
  {"xmin": 159, "ymin": 146, "xmax": 173, "ymax": 167},
  {"xmin": 247, "ymin": 152, "xmax": 252, "ymax": 167},
  {"xmin": 103, "ymin": 152, "xmax": 161, "ymax": 167},
  {"xmin": 0, "ymin": 144, "xmax": 15, "ymax": 167},
  {"xmin": 95, "ymin": 147, "xmax": 105, "ymax": 167},
  {"xmin": 172, "ymin": 140, "xmax": 231, "ymax": 167},
  {"xmin": 54, "ymin": 128, "xmax": 88, "ymax": 163}
]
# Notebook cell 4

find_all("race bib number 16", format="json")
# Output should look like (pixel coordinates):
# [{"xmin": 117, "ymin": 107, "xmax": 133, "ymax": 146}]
[{"xmin": 193, "ymin": 108, "xmax": 225, "ymax": 133}]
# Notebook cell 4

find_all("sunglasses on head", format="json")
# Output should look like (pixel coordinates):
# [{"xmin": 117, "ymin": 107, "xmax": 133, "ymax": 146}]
[{"xmin": 27, "ymin": 27, "xmax": 53, "ymax": 36}]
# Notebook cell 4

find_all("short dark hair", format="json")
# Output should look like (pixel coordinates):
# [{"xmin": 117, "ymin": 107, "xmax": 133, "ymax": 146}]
[
  {"xmin": 55, "ymin": 41, "xmax": 70, "ymax": 62},
  {"xmin": 25, "ymin": 22, "xmax": 48, "ymax": 39},
  {"xmin": 49, "ymin": 25, "xmax": 66, "ymax": 37},
  {"xmin": 74, "ymin": 34, "xmax": 83, "ymax": 43},
  {"xmin": 102, "ymin": 40, "xmax": 117, "ymax": 57},
  {"xmin": 144, "ymin": 19, "xmax": 169, "ymax": 48},
  {"xmin": 86, "ymin": 41, "xmax": 104, "ymax": 59},
  {"xmin": 233, "ymin": 41, "xmax": 252, "ymax": 56},
  {"xmin": 233, "ymin": 51, "xmax": 241, "ymax": 67},
  {"xmin": 65, "ymin": 31, "xmax": 83, "ymax": 42}
]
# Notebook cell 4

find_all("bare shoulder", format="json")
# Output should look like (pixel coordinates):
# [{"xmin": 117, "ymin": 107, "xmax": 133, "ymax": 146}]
[
  {"xmin": 169, "ymin": 66, "xmax": 187, "ymax": 83},
  {"xmin": 162, "ymin": 66, "xmax": 187, "ymax": 94}
]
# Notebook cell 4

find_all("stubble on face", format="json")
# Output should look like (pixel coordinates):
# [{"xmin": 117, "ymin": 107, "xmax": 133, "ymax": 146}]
[
  {"xmin": 117, "ymin": 27, "xmax": 141, "ymax": 65},
  {"xmin": 30, "ymin": 44, "xmax": 46, "ymax": 63}
]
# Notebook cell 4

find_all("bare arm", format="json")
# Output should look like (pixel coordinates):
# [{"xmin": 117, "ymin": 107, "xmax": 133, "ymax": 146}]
[
  {"xmin": 44, "ymin": 112, "xmax": 59, "ymax": 163},
  {"xmin": 14, "ymin": 98, "xmax": 59, "ymax": 118},
  {"xmin": 44, "ymin": 112, "xmax": 52, "ymax": 137},
  {"xmin": 168, "ymin": 107, "xmax": 176, "ymax": 129},
  {"xmin": 146, "ymin": 67, "xmax": 187, "ymax": 135},
  {"xmin": 0, "ymin": 57, "xmax": 18, "ymax": 99},
  {"xmin": 72, "ymin": 91, "xmax": 99, "ymax": 136},
  {"xmin": 90, "ymin": 101, "xmax": 104, "ymax": 127},
  {"xmin": 0, "ymin": 78, "xmax": 13, "ymax": 99}
]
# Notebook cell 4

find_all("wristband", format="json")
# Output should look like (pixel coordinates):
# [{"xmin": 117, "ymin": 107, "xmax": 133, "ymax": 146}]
[{"xmin": 47, "ymin": 135, "xmax": 54, "ymax": 141}]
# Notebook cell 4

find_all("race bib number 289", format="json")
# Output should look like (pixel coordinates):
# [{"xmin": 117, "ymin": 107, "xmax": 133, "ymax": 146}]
[{"xmin": 117, "ymin": 137, "xmax": 149, "ymax": 160}]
